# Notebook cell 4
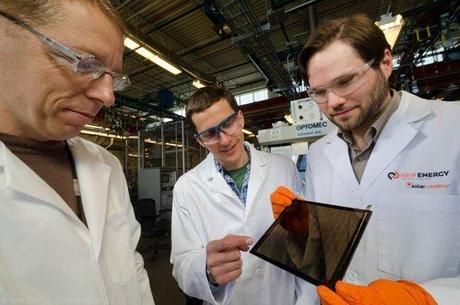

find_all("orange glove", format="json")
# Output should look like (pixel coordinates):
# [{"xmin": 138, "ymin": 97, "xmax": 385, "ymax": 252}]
[
  {"xmin": 270, "ymin": 186, "xmax": 296, "ymax": 219},
  {"xmin": 317, "ymin": 280, "xmax": 437, "ymax": 305}
]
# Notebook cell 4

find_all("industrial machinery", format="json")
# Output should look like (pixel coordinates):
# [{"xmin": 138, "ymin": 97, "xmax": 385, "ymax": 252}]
[
  {"xmin": 138, "ymin": 168, "xmax": 177, "ymax": 215},
  {"xmin": 257, "ymin": 97, "xmax": 336, "ymax": 146},
  {"xmin": 257, "ymin": 97, "xmax": 336, "ymax": 179}
]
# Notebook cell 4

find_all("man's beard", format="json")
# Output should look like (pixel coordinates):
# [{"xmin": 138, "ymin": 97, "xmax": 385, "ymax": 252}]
[{"xmin": 327, "ymin": 70, "xmax": 389, "ymax": 131}]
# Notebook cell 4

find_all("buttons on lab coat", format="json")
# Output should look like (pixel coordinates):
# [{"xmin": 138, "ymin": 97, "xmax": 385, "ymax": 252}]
[{"xmin": 255, "ymin": 267, "xmax": 263, "ymax": 277}]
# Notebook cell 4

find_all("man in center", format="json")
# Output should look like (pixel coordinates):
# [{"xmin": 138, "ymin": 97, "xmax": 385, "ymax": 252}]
[{"xmin": 170, "ymin": 86, "xmax": 316, "ymax": 304}]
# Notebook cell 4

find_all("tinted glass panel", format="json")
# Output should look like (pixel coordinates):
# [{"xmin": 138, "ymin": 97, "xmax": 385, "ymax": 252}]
[{"xmin": 250, "ymin": 199, "xmax": 372, "ymax": 289}]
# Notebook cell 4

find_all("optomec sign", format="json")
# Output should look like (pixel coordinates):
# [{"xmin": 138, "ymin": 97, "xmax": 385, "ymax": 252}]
[{"xmin": 295, "ymin": 121, "xmax": 331, "ymax": 137}]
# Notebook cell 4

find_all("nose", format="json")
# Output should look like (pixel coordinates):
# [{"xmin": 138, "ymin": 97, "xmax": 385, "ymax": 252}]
[
  {"xmin": 326, "ymin": 90, "xmax": 346, "ymax": 109},
  {"xmin": 85, "ymin": 73, "xmax": 116, "ymax": 107},
  {"xmin": 217, "ymin": 129, "xmax": 232, "ymax": 145}
]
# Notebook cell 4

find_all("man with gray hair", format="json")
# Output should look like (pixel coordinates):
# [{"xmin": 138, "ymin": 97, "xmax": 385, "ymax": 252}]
[{"xmin": 0, "ymin": 1, "xmax": 154, "ymax": 304}]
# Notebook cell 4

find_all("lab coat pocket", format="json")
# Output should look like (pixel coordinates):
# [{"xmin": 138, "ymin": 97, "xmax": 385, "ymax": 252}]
[
  {"xmin": 104, "ymin": 209, "xmax": 138, "ymax": 285},
  {"xmin": 377, "ymin": 193, "xmax": 460, "ymax": 282}
]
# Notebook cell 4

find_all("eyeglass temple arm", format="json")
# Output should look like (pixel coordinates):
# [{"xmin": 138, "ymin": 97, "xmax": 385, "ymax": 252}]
[{"xmin": 0, "ymin": 10, "xmax": 78, "ymax": 62}]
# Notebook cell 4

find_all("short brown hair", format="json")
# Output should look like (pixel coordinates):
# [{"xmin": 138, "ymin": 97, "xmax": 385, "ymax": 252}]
[
  {"xmin": 0, "ymin": 0, "xmax": 126, "ymax": 35},
  {"xmin": 298, "ymin": 14, "xmax": 391, "ymax": 84},
  {"xmin": 186, "ymin": 86, "xmax": 239, "ymax": 131}
]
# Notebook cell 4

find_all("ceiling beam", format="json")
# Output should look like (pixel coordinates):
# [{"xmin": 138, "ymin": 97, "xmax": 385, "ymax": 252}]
[{"xmin": 125, "ymin": 22, "xmax": 216, "ymax": 85}]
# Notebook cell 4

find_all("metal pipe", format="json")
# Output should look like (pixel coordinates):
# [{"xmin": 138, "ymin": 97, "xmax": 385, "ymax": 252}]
[
  {"xmin": 161, "ymin": 125, "xmax": 165, "ymax": 168},
  {"xmin": 248, "ymin": 55, "xmax": 270, "ymax": 87},
  {"xmin": 179, "ymin": 37, "xmax": 227, "ymax": 57},
  {"xmin": 175, "ymin": 122, "xmax": 179, "ymax": 174},
  {"xmin": 165, "ymin": 61, "xmax": 252, "ymax": 90},
  {"xmin": 115, "ymin": 0, "xmax": 135, "ymax": 11},
  {"xmin": 124, "ymin": 139, "xmax": 129, "ymax": 172},
  {"xmin": 186, "ymin": 131, "xmax": 190, "ymax": 171},
  {"xmin": 139, "ymin": 0, "xmax": 191, "ymax": 30},
  {"xmin": 137, "ymin": 130, "xmax": 143, "ymax": 189},
  {"xmin": 126, "ymin": 22, "xmax": 216, "ymax": 84},
  {"xmin": 285, "ymin": 0, "xmax": 320, "ymax": 14},
  {"xmin": 308, "ymin": 5, "xmax": 316, "ymax": 32},
  {"xmin": 146, "ymin": 4, "xmax": 204, "ymax": 34},
  {"xmin": 280, "ymin": 22, "xmax": 291, "ymax": 46},
  {"xmin": 124, "ymin": 1, "xmax": 158, "ymax": 22},
  {"xmin": 181, "ymin": 120, "xmax": 186, "ymax": 175}
]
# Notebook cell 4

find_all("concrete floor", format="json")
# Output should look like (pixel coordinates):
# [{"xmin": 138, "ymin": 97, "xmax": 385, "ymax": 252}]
[{"xmin": 139, "ymin": 236, "xmax": 187, "ymax": 305}]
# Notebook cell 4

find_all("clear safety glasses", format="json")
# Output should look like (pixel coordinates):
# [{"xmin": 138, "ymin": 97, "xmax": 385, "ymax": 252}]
[
  {"xmin": 0, "ymin": 10, "xmax": 130, "ymax": 92},
  {"xmin": 307, "ymin": 58, "xmax": 375, "ymax": 104},
  {"xmin": 194, "ymin": 111, "xmax": 242, "ymax": 145}
]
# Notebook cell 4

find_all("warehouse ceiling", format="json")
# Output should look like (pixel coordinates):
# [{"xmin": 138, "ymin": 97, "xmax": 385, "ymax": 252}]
[{"xmin": 107, "ymin": 0, "xmax": 459, "ymax": 133}]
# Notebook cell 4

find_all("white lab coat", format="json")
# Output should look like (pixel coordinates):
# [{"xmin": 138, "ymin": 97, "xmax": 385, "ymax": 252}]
[
  {"xmin": 305, "ymin": 91, "xmax": 460, "ymax": 304},
  {"xmin": 0, "ymin": 137, "xmax": 154, "ymax": 305},
  {"xmin": 170, "ymin": 143, "xmax": 318, "ymax": 305}
]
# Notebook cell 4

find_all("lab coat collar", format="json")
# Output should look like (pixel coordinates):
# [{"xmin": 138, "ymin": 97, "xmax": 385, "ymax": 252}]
[
  {"xmin": 0, "ymin": 140, "xmax": 73, "ymax": 213},
  {"xmin": 206, "ymin": 142, "xmax": 254, "ymax": 179},
  {"xmin": 203, "ymin": 147, "xmax": 239, "ymax": 203},
  {"xmin": 323, "ymin": 90, "xmax": 433, "ymax": 197},
  {"xmin": 205, "ymin": 143, "xmax": 269, "ymax": 209},
  {"xmin": 398, "ymin": 91, "xmax": 433, "ymax": 123},
  {"xmin": 67, "ymin": 137, "xmax": 111, "ymax": 258},
  {"xmin": 245, "ymin": 144, "xmax": 269, "ymax": 210},
  {"xmin": 358, "ymin": 91, "xmax": 432, "ymax": 194},
  {"xmin": 0, "ymin": 137, "xmax": 111, "ymax": 258},
  {"xmin": 324, "ymin": 138, "xmax": 360, "ymax": 192}
]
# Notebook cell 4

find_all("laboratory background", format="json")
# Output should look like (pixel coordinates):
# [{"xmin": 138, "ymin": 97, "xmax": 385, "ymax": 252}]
[{"xmin": 72, "ymin": 1, "xmax": 458, "ymax": 304}]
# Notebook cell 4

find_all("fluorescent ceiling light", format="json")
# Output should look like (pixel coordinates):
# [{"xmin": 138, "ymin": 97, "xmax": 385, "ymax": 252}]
[
  {"xmin": 81, "ymin": 130, "xmax": 128, "ymax": 139},
  {"xmin": 165, "ymin": 142, "xmax": 183, "ymax": 148},
  {"xmin": 193, "ymin": 80, "xmax": 206, "ymax": 88},
  {"xmin": 135, "ymin": 47, "xmax": 182, "ymax": 75},
  {"xmin": 124, "ymin": 36, "xmax": 182, "ymax": 75},
  {"xmin": 81, "ymin": 129, "xmax": 138, "ymax": 139},
  {"xmin": 80, "ymin": 131, "xmax": 183, "ymax": 148},
  {"xmin": 375, "ymin": 13, "xmax": 404, "ymax": 48},
  {"xmin": 124, "ymin": 37, "xmax": 140, "ymax": 50},
  {"xmin": 242, "ymin": 128, "xmax": 254, "ymax": 135},
  {"xmin": 84, "ymin": 124, "xmax": 110, "ymax": 131},
  {"xmin": 145, "ymin": 138, "xmax": 183, "ymax": 148}
]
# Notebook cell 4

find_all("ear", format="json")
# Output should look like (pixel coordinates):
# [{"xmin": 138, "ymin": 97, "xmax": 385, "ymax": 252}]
[
  {"xmin": 380, "ymin": 49, "xmax": 393, "ymax": 79},
  {"xmin": 240, "ymin": 111, "xmax": 245, "ymax": 129}
]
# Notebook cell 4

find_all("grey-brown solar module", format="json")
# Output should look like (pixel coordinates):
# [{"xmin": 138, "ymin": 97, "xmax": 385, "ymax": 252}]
[{"xmin": 250, "ymin": 199, "xmax": 372, "ymax": 289}]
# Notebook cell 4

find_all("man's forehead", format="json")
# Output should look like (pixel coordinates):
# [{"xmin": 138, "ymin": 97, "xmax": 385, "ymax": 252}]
[
  {"xmin": 192, "ymin": 99, "xmax": 235, "ymax": 130},
  {"xmin": 47, "ymin": 1, "xmax": 124, "ymax": 67},
  {"xmin": 307, "ymin": 41, "xmax": 363, "ymax": 83}
]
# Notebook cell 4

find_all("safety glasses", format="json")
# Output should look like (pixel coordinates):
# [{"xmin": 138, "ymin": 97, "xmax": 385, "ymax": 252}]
[
  {"xmin": 194, "ymin": 111, "xmax": 241, "ymax": 145},
  {"xmin": 307, "ymin": 58, "xmax": 375, "ymax": 104},
  {"xmin": 0, "ymin": 10, "xmax": 130, "ymax": 92}
]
